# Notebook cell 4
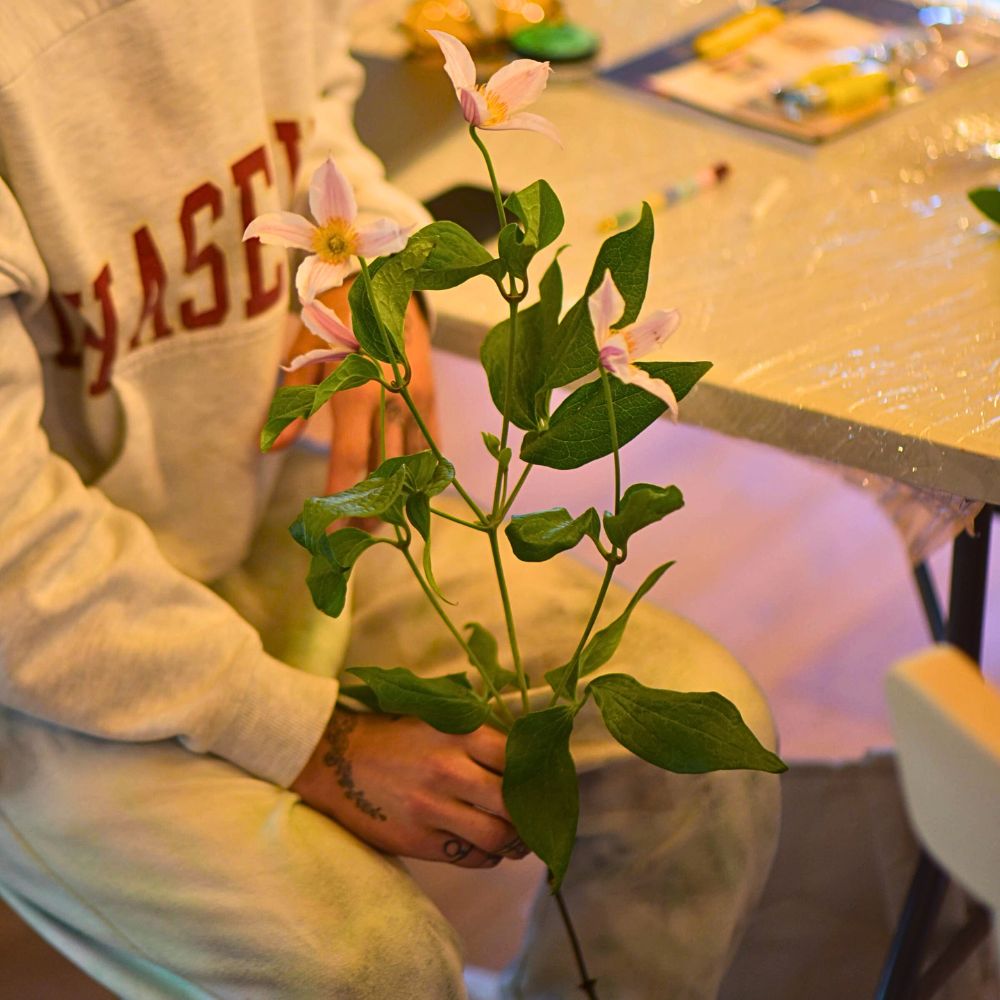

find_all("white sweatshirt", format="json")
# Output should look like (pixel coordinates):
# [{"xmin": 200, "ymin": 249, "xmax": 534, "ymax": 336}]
[{"xmin": 0, "ymin": 0, "xmax": 429, "ymax": 786}]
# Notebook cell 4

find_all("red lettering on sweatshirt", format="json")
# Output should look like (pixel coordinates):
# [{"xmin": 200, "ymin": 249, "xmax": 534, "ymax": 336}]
[
  {"xmin": 79, "ymin": 267, "xmax": 117, "ymax": 397},
  {"xmin": 273, "ymin": 121, "xmax": 303, "ymax": 187},
  {"xmin": 130, "ymin": 226, "xmax": 173, "ymax": 348},
  {"xmin": 49, "ymin": 292, "xmax": 83, "ymax": 368},
  {"xmin": 179, "ymin": 182, "xmax": 229, "ymax": 329},
  {"xmin": 232, "ymin": 146, "xmax": 283, "ymax": 319}
]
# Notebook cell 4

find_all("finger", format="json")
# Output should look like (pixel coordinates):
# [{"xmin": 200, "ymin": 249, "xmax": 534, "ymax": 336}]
[
  {"xmin": 431, "ymin": 800, "xmax": 518, "ymax": 856},
  {"xmin": 380, "ymin": 402, "xmax": 407, "ymax": 462},
  {"xmin": 327, "ymin": 383, "xmax": 380, "ymax": 495},
  {"xmin": 438, "ymin": 836, "xmax": 503, "ymax": 870},
  {"xmin": 494, "ymin": 836, "xmax": 530, "ymax": 860},
  {"xmin": 465, "ymin": 726, "xmax": 507, "ymax": 776}
]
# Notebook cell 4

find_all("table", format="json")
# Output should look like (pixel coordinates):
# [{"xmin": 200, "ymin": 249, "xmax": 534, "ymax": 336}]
[
  {"xmin": 351, "ymin": 3, "xmax": 999, "ymax": 995},
  {"xmin": 352, "ymin": 0, "xmax": 1000, "ymax": 507}
]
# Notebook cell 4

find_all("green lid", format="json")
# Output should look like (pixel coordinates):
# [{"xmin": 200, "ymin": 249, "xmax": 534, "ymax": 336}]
[{"xmin": 509, "ymin": 22, "xmax": 600, "ymax": 63}]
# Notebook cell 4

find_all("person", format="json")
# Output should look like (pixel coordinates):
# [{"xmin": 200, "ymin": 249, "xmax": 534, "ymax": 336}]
[{"xmin": 0, "ymin": 1, "xmax": 781, "ymax": 996}]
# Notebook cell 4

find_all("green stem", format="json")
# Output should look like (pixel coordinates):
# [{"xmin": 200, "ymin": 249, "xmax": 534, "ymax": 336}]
[
  {"xmin": 430, "ymin": 506, "xmax": 487, "ymax": 531},
  {"xmin": 397, "ymin": 538, "xmax": 515, "ymax": 728},
  {"xmin": 548, "ymin": 559, "xmax": 616, "ymax": 707},
  {"xmin": 378, "ymin": 383, "xmax": 386, "ymax": 465},
  {"xmin": 396, "ymin": 383, "xmax": 486, "ymax": 522},
  {"xmin": 554, "ymin": 888, "xmax": 601, "ymax": 1000},
  {"xmin": 599, "ymin": 368, "xmax": 622, "ymax": 514},
  {"xmin": 499, "ymin": 463, "xmax": 533, "ymax": 520},
  {"xmin": 487, "ymin": 528, "xmax": 530, "ymax": 713},
  {"xmin": 492, "ymin": 296, "xmax": 520, "ymax": 513},
  {"xmin": 469, "ymin": 126, "xmax": 506, "ymax": 231}
]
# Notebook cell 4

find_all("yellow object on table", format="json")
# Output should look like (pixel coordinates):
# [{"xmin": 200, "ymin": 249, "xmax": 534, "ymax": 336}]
[{"xmin": 693, "ymin": 5, "xmax": 785, "ymax": 60}]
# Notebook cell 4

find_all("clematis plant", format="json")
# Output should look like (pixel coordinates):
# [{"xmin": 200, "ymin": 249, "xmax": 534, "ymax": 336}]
[{"xmin": 254, "ymin": 31, "xmax": 785, "ymax": 1000}]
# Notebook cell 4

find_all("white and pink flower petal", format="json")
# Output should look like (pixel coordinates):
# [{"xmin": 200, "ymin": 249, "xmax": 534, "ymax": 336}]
[
  {"xmin": 589, "ymin": 272, "xmax": 625, "ymax": 342},
  {"xmin": 428, "ymin": 30, "xmax": 478, "ymax": 93},
  {"xmin": 281, "ymin": 346, "xmax": 356, "ymax": 373},
  {"xmin": 598, "ymin": 335, "xmax": 631, "ymax": 374},
  {"xmin": 301, "ymin": 300, "xmax": 360, "ymax": 350},
  {"xmin": 309, "ymin": 158, "xmax": 357, "ymax": 226},
  {"xmin": 459, "ymin": 87, "xmax": 488, "ymax": 126},
  {"xmin": 295, "ymin": 255, "xmax": 352, "ymax": 305},
  {"xmin": 486, "ymin": 59, "xmax": 551, "ymax": 114},
  {"xmin": 488, "ymin": 111, "xmax": 561, "ymax": 145},
  {"xmin": 243, "ymin": 211, "xmax": 315, "ymax": 250},
  {"xmin": 619, "ymin": 365, "xmax": 680, "ymax": 420},
  {"xmin": 624, "ymin": 309, "xmax": 681, "ymax": 360},
  {"xmin": 355, "ymin": 217, "xmax": 410, "ymax": 258}
]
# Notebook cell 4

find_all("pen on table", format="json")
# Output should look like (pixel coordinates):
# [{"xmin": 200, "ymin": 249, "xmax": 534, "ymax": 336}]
[{"xmin": 597, "ymin": 162, "xmax": 731, "ymax": 233}]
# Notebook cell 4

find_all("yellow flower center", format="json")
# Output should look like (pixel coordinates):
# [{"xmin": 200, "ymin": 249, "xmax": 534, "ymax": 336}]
[
  {"xmin": 478, "ymin": 86, "xmax": 509, "ymax": 126},
  {"xmin": 311, "ymin": 219, "xmax": 358, "ymax": 264}
]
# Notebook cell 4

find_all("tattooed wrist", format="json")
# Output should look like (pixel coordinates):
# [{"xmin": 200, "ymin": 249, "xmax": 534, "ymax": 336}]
[{"xmin": 322, "ymin": 711, "xmax": 387, "ymax": 822}]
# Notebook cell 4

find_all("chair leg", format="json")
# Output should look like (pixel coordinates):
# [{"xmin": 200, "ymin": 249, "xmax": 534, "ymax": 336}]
[{"xmin": 875, "ymin": 506, "xmax": 994, "ymax": 999}]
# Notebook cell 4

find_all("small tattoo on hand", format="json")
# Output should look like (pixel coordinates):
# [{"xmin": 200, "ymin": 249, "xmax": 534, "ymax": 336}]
[
  {"xmin": 443, "ymin": 838, "xmax": 474, "ymax": 863},
  {"xmin": 322, "ymin": 714, "xmax": 387, "ymax": 822}
]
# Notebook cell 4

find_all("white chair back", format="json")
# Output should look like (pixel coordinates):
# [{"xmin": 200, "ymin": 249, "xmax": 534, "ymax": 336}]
[{"xmin": 885, "ymin": 644, "xmax": 1000, "ymax": 959}]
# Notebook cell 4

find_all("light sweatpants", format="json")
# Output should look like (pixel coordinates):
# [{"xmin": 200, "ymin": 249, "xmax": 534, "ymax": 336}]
[{"xmin": 0, "ymin": 450, "xmax": 780, "ymax": 998}]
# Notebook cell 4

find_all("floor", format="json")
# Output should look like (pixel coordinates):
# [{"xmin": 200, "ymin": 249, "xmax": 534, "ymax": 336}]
[{"xmin": 1, "ymin": 350, "xmax": 996, "ymax": 996}]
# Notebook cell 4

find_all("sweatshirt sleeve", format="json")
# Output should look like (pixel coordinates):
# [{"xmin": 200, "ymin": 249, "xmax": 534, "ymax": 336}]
[
  {"xmin": 0, "ymin": 181, "xmax": 338, "ymax": 787},
  {"xmin": 293, "ymin": 2, "xmax": 433, "ymax": 230}
]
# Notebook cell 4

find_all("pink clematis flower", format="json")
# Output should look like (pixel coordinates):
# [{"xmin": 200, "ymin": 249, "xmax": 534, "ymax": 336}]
[
  {"xmin": 589, "ymin": 271, "xmax": 682, "ymax": 420},
  {"xmin": 282, "ymin": 299, "xmax": 361, "ymax": 373},
  {"xmin": 243, "ymin": 157, "xmax": 409, "ymax": 306},
  {"xmin": 428, "ymin": 30, "xmax": 560, "ymax": 145}
]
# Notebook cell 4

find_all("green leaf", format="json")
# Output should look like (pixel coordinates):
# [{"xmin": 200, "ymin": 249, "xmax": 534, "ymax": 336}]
[
  {"xmin": 537, "ymin": 203, "xmax": 655, "ymax": 399},
  {"xmin": 497, "ymin": 223, "xmax": 534, "ymax": 282},
  {"xmin": 578, "ymin": 562, "xmax": 673, "ymax": 679},
  {"xmin": 260, "ymin": 385, "xmax": 319, "ymax": 452},
  {"xmin": 347, "ymin": 666, "xmax": 491, "ymax": 734},
  {"xmin": 337, "ymin": 683, "xmax": 383, "ymax": 712},
  {"xmin": 604, "ymin": 484, "xmax": 684, "ymax": 549},
  {"xmin": 505, "ymin": 180, "xmax": 564, "ymax": 251},
  {"xmin": 520, "ymin": 361, "xmax": 712, "ymax": 470},
  {"xmin": 405, "ymin": 492, "xmax": 454, "ymax": 605},
  {"xmin": 464, "ymin": 621, "xmax": 518, "ymax": 692},
  {"xmin": 505, "ymin": 507, "xmax": 600, "ymax": 562},
  {"xmin": 261, "ymin": 356, "xmax": 384, "ymax": 452},
  {"xmin": 969, "ymin": 187, "xmax": 1000, "ymax": 224},
  {"xmin": 305, "ymin": 552, "xmax": 349, "ymax": 617},
  {"xmin": 410, "ymin": 221, "xmax": 501, "ymax": 290},
  {"xmin": 349, "ymin": 239, "xmax": 433, "ymax": 360},
  {"xmin": 311, "ymin": 354, "xmax": 384, "ymax": 408},
  {"xmin": 502, "ymin": 707, "xmax": 579, "ymax": 890},
  {"xmin": 482, "ymin": 431, "xmax": 503, "ymax": 459},
  {"xmin": 291, "ymin": 468, "xmax": 407, "ymax": 551},
  {"xmin": 545, "ymin": 561, "xmax": 674, "ymax": 701},
  {"xmin": 370, "ymin": 451, "xmax": 455, "ymax": 497},
  {"xmin": 588, "ymin": 674, "xmax": 788, "ymax": 774},
  {"xmin": 481, "ymin": 256, "xmax": 563, "ymax": 430},
  {"xmin": 303, "ymin": 527, "xmax": 385, "ymax": 618}
]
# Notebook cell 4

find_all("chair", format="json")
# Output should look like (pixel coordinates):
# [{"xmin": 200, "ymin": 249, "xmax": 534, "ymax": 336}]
[{"xmin": 885, "ymin": 644, "xmax": 1000, "ymax": 994}]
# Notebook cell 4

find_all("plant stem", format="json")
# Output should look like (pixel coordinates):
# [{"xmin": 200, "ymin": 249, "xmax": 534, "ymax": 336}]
[
  {"xmin": 548, "ymin": 558, "xmax": 616, "ymax": 707},
  {"xmin": 396, "ymin": 383, "xmax": 487, "ymax": 522},
  {"xmin": 487, "ymin": 528, "xmax": 530, "ymax": 713},
  {"xmin": 554, "ymin": 888, "xmax": 600, "ymax": 999},
  {"xmin": 499, "ymin": 463, "xmax": 533, "ymax": 519},
  {"xmin": 378, "ymin": 383, "xmax": 386, "ymax": 465},
  {"xmin": 469, "ymin": 126, "xmax": 506, "ymax": 231},
  {"xmin": 430, "ymin": 506, "xmax": 487, "ymax": 531},
  {"xmin": 599, "ymin": 368, "xmax": 622, "ymax": 515},
  {"xmin": 492, "ymin": 297, "xmax": 520, "ymax": 513},
  {"xmin": 397, "ymin": 539, "xmax": 515, "ymax": 727}
]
